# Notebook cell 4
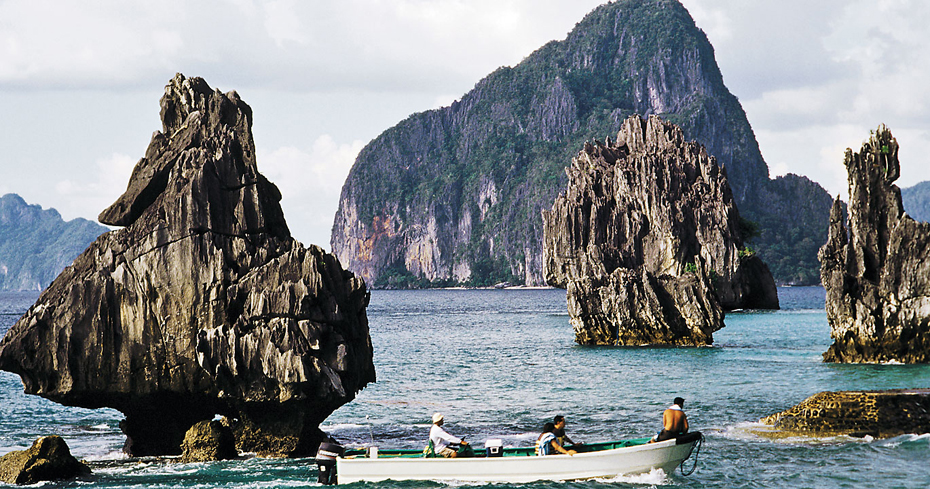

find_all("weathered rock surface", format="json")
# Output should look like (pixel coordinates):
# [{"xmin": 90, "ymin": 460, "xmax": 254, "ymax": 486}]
[
  {"xmin": 0, "ymin": 436, "xmax": 90, "ymax": 485},
  {"xmin": 760, "ymin": 389, "xmax": 930, "ymax": 438},
  {"xmin": 543, "ymin": 115, "xmax": 777, "ymax": 346},
  {"xmin": 179, "ymin": 420, "xmax": 238, "ymax": 463},
  {"xmin": 819, "ymin": 125, "xmax": 930, "ymax": 363},
  {"xmin": 0, "ymin": 74, "xmax": 375, "ymax": 457}
]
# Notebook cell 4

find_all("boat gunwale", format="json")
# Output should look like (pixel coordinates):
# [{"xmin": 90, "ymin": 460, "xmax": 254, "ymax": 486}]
[{"xmin": 339, "ymin": 436, "xmax": 676, "ymax": 462}]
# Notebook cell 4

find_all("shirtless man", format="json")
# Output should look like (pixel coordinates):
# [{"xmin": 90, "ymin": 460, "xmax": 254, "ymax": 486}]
[{"xmin": 652, "ymin": 397, "xmax": 688, "ymax": 442}]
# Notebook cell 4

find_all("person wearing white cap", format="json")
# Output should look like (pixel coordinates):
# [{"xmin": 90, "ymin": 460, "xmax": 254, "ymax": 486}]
[{"xmin": 429, "ymin": 412, "xmax": 469, "ymax": 458}]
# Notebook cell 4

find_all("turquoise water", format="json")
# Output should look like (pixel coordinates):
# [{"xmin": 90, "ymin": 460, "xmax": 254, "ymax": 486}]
[{"xmin": 2, "ymin": 287, "xmax": 929, "ymax": 488}]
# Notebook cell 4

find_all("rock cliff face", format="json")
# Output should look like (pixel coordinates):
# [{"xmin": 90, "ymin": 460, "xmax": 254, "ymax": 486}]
[
  {"xmin": 543, "ymin": 115, "xmax": 777, "ymax": 346},
  {"xmin": 0, "ymin": 74, "xmax": 375, "ymax": 457},
  {"xmin": 819, "ymin": 125, "xmax": 930, "ymax": 363},
  {"xmin": 332, "ymin": 0, "xmax": 831, "ymax": 288},
  {"xmin": 760, "ymin": 390, "xmax": 930, "ymax": 438}
]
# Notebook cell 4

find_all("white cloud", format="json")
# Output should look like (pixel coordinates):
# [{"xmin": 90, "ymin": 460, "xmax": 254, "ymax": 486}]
[
  {"xmin": 263, "ymin": 0, "xmax": 310, "ymax": 47},
  {"xmin": 0, "ymin": 0, "xmax": 606, "ymax": 92},
  {"xmin": 3, "ymin": 0, "xmax": 930, "ymax": 248},
  {"xmin": 258, "ymin": 136, "xmax": 365, "ymax": 248},
  {"xmin": 52, "ymin": 153, "xmax": 136, "ymax": 222}
]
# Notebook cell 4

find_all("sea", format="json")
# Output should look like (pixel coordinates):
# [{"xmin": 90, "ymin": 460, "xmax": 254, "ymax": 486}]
[{"xmin": 2, "ymin": 286, "xmax": 930, "ymax": 488}]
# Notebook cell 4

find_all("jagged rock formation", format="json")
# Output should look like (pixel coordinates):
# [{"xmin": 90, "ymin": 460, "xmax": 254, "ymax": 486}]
[
  {"xmin": 760, "ymin": 390, "xmax": 930, "ymax": 438},
  {"xmin": 819, "ymin": 125, "xmax": 930, "ymax": 363},
  {"xmin": 0, "ymin": 193, "xmax": 108, "ymax": 291},
  {"xmin": 179, "ymin": 420, "xmax": 238, "ymax": 463},
  {"xmin": 332, "ymin": 0, "xmax": 831, "ymax": 289},
  {"xmin": 0, "ymin": 436, "xmax": 90, "ymax": 485},
  {"xmin": 0, "ymin": 74, "xmax": 375, "ymax": 457},
  {"xmin": 543, "ymin": 115, "xmax": 777, "ymax": 346}
]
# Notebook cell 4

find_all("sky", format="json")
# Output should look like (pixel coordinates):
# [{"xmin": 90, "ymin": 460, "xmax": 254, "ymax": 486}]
[{"xmin": 2, "ymin": 0, "xmax": 928, "ymax": 250}]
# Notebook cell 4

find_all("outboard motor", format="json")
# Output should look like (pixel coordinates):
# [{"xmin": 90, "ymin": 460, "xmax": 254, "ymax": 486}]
[{"xmin": 315, "ymin": 442, "xmax": 344, "ymax": 485}]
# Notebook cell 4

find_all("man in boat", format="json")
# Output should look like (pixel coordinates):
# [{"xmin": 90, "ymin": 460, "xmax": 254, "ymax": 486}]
[
  {"xmin": 536, "ymin": 422, "xmax": 577, "ymax": 456},
  {"xmin": 651, "ymin": 397, "xmax": 689, "ymax": 442},
  {"xmin": 429, "ymin": 413, "xmax": 470, "ymax": 458},
  {"xmin": 552, "ymin": 415, "xmax": 577, "ymax": 447}
]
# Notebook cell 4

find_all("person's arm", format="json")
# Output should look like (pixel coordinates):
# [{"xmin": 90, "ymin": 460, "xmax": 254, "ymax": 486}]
[
  {"xmin": 683, "ymin": 414, "xmax": 689, "ymax": 433},
  {"xmin": 552, "ymin": 439, "xmax": 576, "ymax": 456},
  {"xmin": 433, "ymin": 426, "xmax": 462, "ymax": 445}
]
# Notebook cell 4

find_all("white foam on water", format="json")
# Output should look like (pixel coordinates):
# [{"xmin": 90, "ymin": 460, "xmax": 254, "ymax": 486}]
[
  {"xmin": 82, "ymin": 449, "xmax": 128, "ymax": 461},
  {"xmin": 877, "ymin": 432, "xmax": 930, "ymax": 448},
  {"xmin": 721, "ymin": 421, "xmax": 876, "ymax": 445},
  {"xmin": 597, "ymin": 467, "xmax": 668, "ymax": 485},
  {"xmin": 319, "ymin": 422, "xmax": 367, "ymax": 430}
]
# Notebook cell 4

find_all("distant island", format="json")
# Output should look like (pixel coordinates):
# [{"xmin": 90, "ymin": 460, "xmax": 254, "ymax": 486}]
[
  {"xmin": 902, "ymin": 180, "xmax": 930, "ymax": 223},
  {"xmin": 0, "ymin": 193, "xmax": 107, "ymax": 291},
  {"xmin": 332, "ymin": 0, "xmax": 832, "ymax": 290}
]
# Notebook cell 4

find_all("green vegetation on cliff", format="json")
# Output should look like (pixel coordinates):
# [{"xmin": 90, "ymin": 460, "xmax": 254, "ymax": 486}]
[
  {"xmin": 0, "ymin": 194, "xmax": 107, "ymax": 291},
  {"xmin": 334, "ymin": 0, "xmax": 832, "ymax": 287}
]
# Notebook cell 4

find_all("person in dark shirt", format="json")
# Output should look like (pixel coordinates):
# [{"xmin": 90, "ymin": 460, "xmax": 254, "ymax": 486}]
[{"xmin": 552, "ymin": 415, "xmax": 577, "ymax": 447}]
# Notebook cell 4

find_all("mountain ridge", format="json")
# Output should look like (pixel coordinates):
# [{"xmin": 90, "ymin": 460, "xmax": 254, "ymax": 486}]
[
  {"xmin": 332, "ymin": 0, "xmax": 832, "ymax": 287},
  {"xmin": 0, "ymin": 193, "xmax": 108, "ymax": 291}
]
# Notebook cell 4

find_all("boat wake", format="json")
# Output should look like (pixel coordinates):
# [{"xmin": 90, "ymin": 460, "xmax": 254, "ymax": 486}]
[{"xmin": 597, "ymin": 467, "xmax": 668, "ymax": 485}]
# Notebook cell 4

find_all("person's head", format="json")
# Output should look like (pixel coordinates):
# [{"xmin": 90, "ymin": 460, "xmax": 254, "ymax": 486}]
[
  {"xmin": 674, "ymin": 397, "xmax": 685, "ymax": 408},
  {"xmin": 553, "ymin": 415, "xmax": 565, "ymax": 428},
  {"xmin": 432, "ymin": 412, "xmax": 444, "ymax": 425},
  {"xmin": 542, "ymin": 422, "xmax": 555, "ymax": 433}
]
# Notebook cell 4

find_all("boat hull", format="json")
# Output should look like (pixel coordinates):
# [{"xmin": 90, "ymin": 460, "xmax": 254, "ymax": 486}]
[{"xmin": 336, "ymin": 436, "xmax": 699, "ymax": 484}]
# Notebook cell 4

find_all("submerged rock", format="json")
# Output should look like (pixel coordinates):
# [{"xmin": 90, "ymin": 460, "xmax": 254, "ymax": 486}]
[
  {"xmin": 819, "ymin": 125, "xmax": 930, "ymax": 363},
  {"xmin": 0, "ymin": 436, "xmax": 90, "ymax": 485},
  {"xmin": 543, "ymin": 115, "xmax": 777, "ymax": 346},
  {"xmin": 0, "ymin": 74, "xmax": 375, "ymax": 457},
  {"xmin": 760, "ymin": 389, "xmax": 930, "ymax": 438}
]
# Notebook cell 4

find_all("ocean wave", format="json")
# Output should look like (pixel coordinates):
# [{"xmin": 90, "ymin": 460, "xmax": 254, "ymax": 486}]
[{"xmin": 875, "ymin": 432, "xmax": 930, "ymax": 448}]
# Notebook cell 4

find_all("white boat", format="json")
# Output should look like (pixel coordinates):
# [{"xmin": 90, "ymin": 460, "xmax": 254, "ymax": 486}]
[{"xmin": 316, "ymin": 432, "xmax": 703, "ymax": 484}]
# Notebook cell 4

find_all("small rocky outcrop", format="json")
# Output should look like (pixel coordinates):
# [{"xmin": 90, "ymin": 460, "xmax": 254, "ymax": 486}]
[
  {"xmin": 179, "ymin": 420, "xmax": 238, "ymax": 463},
  {"xmin": 0, "ymin": 436, "xmax": 90, "ymax": 485},
  {"xmin": 760, "ymin": 389, "xmax": 930, "ymax": 438},
  {"xmin": 819, "ymin": 125, "xmax": 930, "ymax": 363},
  {"xmin": 543, "ymin": 115, "xmax": 778, "ymax": 346},
  {"xmin": 0, "ymin": 74, "xmax": 375, "ymax": 457}
]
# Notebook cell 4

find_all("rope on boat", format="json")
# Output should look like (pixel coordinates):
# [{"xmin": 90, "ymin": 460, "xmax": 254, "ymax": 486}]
[{"xmin": 679, "ymin": 433, "xmax": 704, "ymax": 476}]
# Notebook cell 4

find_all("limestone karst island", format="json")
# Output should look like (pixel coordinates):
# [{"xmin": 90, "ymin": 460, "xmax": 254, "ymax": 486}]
[
  {"xmin": 2, "ymin": 0, "xmax": 930, "ymax": 487},
  {"xmin": 0, "ymin": 74, "xmax": 375, "ymax": 461}
]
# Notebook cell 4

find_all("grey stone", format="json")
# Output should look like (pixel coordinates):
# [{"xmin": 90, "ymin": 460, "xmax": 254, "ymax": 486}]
[
  {"xmin": 543, "ymin": 115, "xmax": 777, "ymax": 346},
  {"xmin": 819, "ymin": 125, "xmax": 930, "ymax": 363},
  {"xmin": 0, "ymin": 74, "xmax": 375, "ymax": 457}
]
